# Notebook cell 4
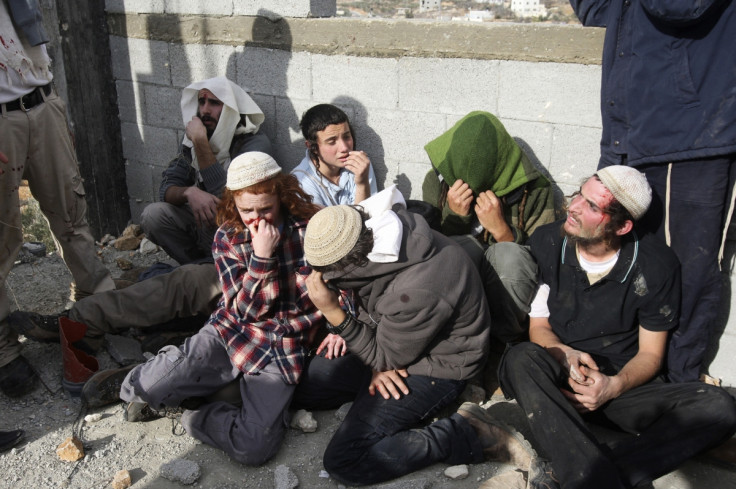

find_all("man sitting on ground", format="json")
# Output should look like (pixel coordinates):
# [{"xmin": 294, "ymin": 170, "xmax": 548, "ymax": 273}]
[
  {"xmin": 301, "ymin": 191, "xmax": 536, "ymax": 486},
  {"xmin": 494, "ymin": 166, "xmax": 736, "ymax": 488},
  {"xmin": 10, "ymin": 77, "xmax": 272, "ymax": 352},
  {"xmin": 291, "ymin": 103, "xmax": 376, "ymax": 206}
]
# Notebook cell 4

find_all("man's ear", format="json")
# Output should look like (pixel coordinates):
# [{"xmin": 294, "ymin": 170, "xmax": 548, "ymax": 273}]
[
  {"xmin": 615, "ymin": 219, "xmax": 634, "ymax": 236},
  {"xmin": 305, "ymin": 140, "xmax": 311, "ymax": 149}
]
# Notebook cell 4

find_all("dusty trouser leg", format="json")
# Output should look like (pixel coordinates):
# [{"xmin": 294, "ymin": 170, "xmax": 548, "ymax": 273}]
[
  {"xmin": 69, "ymin": 263, "xmax": 220, "ymax": 337},
  {"xmin": 640, "ymin": 158, "xmax": 736, "ymax": 382},
  {"xmin": 22, "ymin": 94, "xmax": 114, "ymax": 301},
  {"xmin": 323, "ymin": 373, "xmax": 482, "ymax": 486},
  {"xmin": 120, "ymin": 324, "xmax": 293, "ymax": 465},
  {"xmin": 499, "ymin": 342, "xmax": 626, "ymax": 489},
  {"xmin": 481, "ymin": 243, "xmax": 538, "ymax": 343},
  {"xmin": 0, "ymin": 102, "xmax": 34, "ymax": 366},
  {"xmin": 140, "ymin": 202, "xmax": 215, "ymax": 265}
]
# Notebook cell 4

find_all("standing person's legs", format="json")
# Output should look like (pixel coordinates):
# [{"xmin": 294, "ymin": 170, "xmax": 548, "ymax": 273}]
[
  {"xmin": 22, "ymin": 92, "xmax": 114, "ymax": 300},
  {"xmin": 498, "ymin": 342, "xmax": 626, "ymax": 489},
  {"xmin": 598, "ymin": 380, "xmax": 736, "ymax": 488},
  {"xmin": 0, "ymin": 103, "xmax": 37, "ymax": 395},
  {"xmin": 640, "ymin": 157, "xmax": 735, "ymax": 382},
  {"xmin": 323, "ymin": 372, "xmax": 482, "ymax": 486},
  {"xmin": 140, "ymin": 202, "xmax": 214, "ymax": 265}
]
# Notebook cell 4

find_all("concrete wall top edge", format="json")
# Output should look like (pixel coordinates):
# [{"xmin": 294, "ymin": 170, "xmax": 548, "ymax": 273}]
[{"xmin": 107, "ymin": 13, "xmax": 604, "ymax": 65}]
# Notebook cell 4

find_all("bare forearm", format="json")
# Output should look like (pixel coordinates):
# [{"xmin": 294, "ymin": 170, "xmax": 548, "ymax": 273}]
[
  {"xmin": 353, "ymin": 183, "xmax": 371, "ymax": 205},
  {"xmin": 529, "ymin": 318, "xmax": 572, "ymax": 365},
  {"xmin": 612, "ymin": 351, "xmax": 662, "ymax": 396},
  {"xmin": 164, "ymin": 186, "xmax": 189, "ymax": 206},
  {"xmin": 191, "ymin": 137, "xmax": 216, "ymax": 170}
]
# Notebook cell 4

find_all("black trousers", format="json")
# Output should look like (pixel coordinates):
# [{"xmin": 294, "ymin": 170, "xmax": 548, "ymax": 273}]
[{"xmin": 499, "ymin": 342, "xmax": 736, "ymax": 489}]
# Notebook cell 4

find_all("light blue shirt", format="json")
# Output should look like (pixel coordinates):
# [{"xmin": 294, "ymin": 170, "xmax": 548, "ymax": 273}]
[{"xmin": 291, "ymin": 150, "xmax": 377, "ymax": 206}]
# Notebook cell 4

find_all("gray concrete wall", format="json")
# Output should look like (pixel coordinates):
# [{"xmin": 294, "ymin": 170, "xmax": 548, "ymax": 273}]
[{"xmin": 102, "ymin": 4, "xmax": 736, "ymax": 385}]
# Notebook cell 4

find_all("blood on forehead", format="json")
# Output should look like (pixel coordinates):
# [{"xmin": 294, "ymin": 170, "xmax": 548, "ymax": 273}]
[{"xmin": 198, "ymin": 89, "xmax": 221, "ymax": 103}]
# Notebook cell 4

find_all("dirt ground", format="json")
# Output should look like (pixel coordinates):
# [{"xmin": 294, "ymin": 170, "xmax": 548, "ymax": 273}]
[{"xmin": 2, "ymin": 244, "xmax": 736, "ymax": 489}]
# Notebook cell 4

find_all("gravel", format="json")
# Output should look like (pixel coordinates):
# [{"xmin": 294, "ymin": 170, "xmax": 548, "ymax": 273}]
[{"xmin": 2, "ymin": 245, "xmax": 734, "ymax": 489}]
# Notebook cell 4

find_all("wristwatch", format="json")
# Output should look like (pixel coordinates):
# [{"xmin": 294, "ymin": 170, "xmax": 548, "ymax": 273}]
[{"xmin": 326, "ymin": 314, "xmax": 354, "ymax": 335}]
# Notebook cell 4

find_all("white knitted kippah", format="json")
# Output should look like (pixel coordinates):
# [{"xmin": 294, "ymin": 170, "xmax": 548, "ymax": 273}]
[
  {"xmin": 304, "ymin": 206, "xmax": 362, "ymax": 266},
  {"xmin": 226, "ymin": 152, "xmax": 281, "ymax": 191},
  {"xmin": 595, "ymin": 165, "xmax": 652, "ymax": 220}
]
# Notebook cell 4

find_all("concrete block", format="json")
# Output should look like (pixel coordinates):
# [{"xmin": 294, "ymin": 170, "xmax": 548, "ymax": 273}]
[
  {"xmin": 121, "ymin": 122, "xmax": 179, "ymax": 165},
  {"xmin": 110, "ymin": 36, "xmax": 171, "ymax": 85},
  {"xmin": 115, "ymin": 80, "xmax": 144, "ymax": 124},
  {"xmin": 104, "ymin": 334, "xmax": 145, "ymax": 365},
  {"xmin": 233, "ymin": 0, "xmax": 336, "ymax": 18},
  {"xmin": 548, "ymin": 123, "xmax": 600, "ymax": 186},
  {"xmin": 398, "ymin": 57, "xmax": 500, "ymax": 115},
  {"xmin": 163, "ymin": 0, "xmax": 233, "ymax": 16},
  {"xmin": 124, "ymin": 159, "xmax": 155, "ymax": 204},
  {"xmin": 501, "ymin": 118, "xmax": 554, "ymax": 171},
  {"xmin": 362, "ymin": 108, "xmax": 445, "ymax": 163},
  {"xmin": 250, "ymin": 94, "xmax": 276, "ymax": 147},
  {"xmin": 498, "ymin": 60, "xmax": 601, "ymax": 127},
  {"xmin": 312, "ymin": 54, "xmax": 399, "ymax": 110},
  {"xmin": 238, "ymin": 48, "xmax": 311, "ymax": 100},
  {"xmin": 105, "ymin": 0, "xmax": 165, "ymax": 13},
  {"xmin": 394, "ymin": 160, "xmax": 433, "ymax": 200},
  {"xmin": 169, "ymin": 43, "xmax": 237, "ymax": 89},
  {"xmin": 142, "ymin": 84, "xmax": 183, "ymax": 128}
]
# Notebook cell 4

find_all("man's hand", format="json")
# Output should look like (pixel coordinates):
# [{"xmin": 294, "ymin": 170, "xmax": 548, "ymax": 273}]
[
  {"xmin": 562, "ymin": 367, "xmax": 621, "ymax": 413},
  {"xmin": 185, "ymin": 116, "xmax": 208, "ymax": 144},
  {"xmin": 447, "ymin": 179, "xmax": 473, "ymax": 216},
  {"xmin": 369, "ymin": 369, "xmax": 409, "ymax": 400},
  {"xmin": 306, "ymin": 271, "xmax": 343, "ymax": 318},
  {"xmin": 475, "ymin": 190, "xmax": 514, "ymax": 242},
  {"xmin": 561, "ymin": 348, "xmax": 599, "ymax": 385},
  {"xmin": 316, "ymin": 333, "xmax": 348, "ymax": 359},
  {"xmin": 343, "ymin": 151, "xmax": 371, "ymax": 185},
  {"xmin": 183, "ymin": 186, "xmax": 220, "ymax": 228},
  {"xmin": 248, "ymin": 219, "xmax": 281, "ymax": 258}
]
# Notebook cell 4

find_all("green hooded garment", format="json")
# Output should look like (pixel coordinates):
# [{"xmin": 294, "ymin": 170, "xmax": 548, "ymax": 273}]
[{"xmin": 422, "ymin": 111, "xmax": 556, "ymax": 244}]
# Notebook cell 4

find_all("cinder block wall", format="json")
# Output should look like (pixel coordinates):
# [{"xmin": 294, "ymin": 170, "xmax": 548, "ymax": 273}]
[{"xmin": 102, "ymin": 1, "xmax": 736, "ymax": 385}]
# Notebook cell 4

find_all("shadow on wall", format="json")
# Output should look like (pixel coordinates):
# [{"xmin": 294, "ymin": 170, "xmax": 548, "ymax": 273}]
[{"xmin": 238, "ymin": 10, "xmax": 301, "ymax": 171}]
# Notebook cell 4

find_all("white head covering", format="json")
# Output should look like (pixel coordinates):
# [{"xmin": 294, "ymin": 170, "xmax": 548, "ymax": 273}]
[{"xmin": 180, "ymin": 76, "xmax": 265, "ymax": 172}]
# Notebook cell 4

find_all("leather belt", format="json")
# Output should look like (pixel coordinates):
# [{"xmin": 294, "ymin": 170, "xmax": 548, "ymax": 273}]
[{"xmin": 2, "ymin": 84, "xmax": 53, "ymax": 112}]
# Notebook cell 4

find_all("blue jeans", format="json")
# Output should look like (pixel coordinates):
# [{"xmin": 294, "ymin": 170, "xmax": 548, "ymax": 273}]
[{"xmin": 309, "ymin": 361, "xmax": 484, "ymax": 486}]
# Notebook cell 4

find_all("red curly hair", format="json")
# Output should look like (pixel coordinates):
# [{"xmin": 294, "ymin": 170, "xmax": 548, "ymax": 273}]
[{"xmin": 217, "ymin": 173, "xmax": 322, "ymax": 235}]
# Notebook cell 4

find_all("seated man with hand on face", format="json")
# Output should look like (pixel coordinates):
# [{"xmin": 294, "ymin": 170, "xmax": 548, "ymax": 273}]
[{"xmin": 291, "ymin": 104, "xmax": 377, "ymax": 207}]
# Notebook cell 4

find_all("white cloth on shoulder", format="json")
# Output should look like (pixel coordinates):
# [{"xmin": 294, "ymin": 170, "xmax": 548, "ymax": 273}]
[
  {"xmin": 359, "ymin": 185, "xmax": 406, "ymax": 263},
  {"xmin": 180, "ymin": 76, "xmax": 265, "ymax": 172}
]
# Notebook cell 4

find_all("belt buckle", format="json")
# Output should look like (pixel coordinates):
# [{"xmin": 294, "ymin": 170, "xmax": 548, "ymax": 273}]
[{"xmin": 19, "ymin": 94, "xmax": 30, "ymax": 112}]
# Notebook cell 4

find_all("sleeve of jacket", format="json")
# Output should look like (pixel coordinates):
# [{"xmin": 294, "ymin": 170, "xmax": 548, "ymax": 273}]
[
  {"xmin": 340, "ymin": 288, "xmax": 455, "ymax": 372},
  {"xmin": 640, "ymin": 0, "xmax": 728, "ymax": 24},
  {"xmin": 569, "ymin": 0, "xmax": 611, "ymax": 26},
  {"xmin": 159, "ymin": 149, "xmax": 196, "ymax": 202}
]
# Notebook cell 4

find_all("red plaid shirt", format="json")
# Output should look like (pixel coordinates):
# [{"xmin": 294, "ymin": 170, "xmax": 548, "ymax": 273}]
[{"xmin": 208, "ymin": 215, "xmax": 323, "ymax": 384}]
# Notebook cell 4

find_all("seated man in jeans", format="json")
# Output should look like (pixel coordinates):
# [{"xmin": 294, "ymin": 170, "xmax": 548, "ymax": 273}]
[
  {"xmin": 302, "ymin": 193, "xmax": 537, "ymax": 486},
  {"xmin": 494, "ymin": 166, "xmax": 736, "ymax": 488}
]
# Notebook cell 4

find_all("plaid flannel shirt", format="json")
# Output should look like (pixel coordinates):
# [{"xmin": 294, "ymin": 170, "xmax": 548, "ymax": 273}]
[{"xmin": 207, "ymin": 215, "xmax": 322, "ymax": 384}]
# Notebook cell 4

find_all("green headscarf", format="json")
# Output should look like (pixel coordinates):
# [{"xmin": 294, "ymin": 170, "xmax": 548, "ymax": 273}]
[{"xmin": 424, "ymin": 111, "xmax": 546, "ymax": 197}]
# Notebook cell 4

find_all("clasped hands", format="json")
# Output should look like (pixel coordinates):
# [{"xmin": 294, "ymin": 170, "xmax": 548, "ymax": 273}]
[
  {"xmin": 447, "ymin": 179, "xmax": 513, "ymax": 242},
  {"xmin": 560, "ymin": 349, "xmax": 618, "ymax": 413}
]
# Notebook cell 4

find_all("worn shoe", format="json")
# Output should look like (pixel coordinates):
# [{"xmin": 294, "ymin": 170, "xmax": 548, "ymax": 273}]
[
  {"xmin": 0, "ymin": 357, "xmax": 38, "ymax": 398},
  {"xmin": 124, "ymin": 402, "xmax": 162, "ymax": 422},
  {"xmin": 9, "ymin": 310, "xmax": 68, "ymax": 342},
  {"xmin": 81, "ymin": 364, "xmax": 136, "ymax": 408},
  {"xmin": 526, "ymin": 458, "xmax": 560, "ymax": 489},
  {"xmin": 457, "ymin": 402, "xmax": 537, "ymax": 470},
  {"xmin": 0, "ymin": 429, "xmax": 24, "ymax": 451}
]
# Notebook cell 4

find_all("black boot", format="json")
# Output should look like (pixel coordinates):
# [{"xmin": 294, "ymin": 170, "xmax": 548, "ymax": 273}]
[{"xmin": 0, "ymin": 357, "xmax": 38, "ymax": 397}]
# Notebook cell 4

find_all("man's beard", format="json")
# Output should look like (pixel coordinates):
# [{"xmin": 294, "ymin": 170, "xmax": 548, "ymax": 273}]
[
  {"xmin": 197, "ymin": 112, "xmax": 217, "ymax": 138},
  {"xmin": 560, "ymin": 220, "xmax": 615, "ymax": 249}
]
